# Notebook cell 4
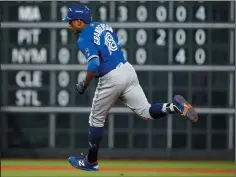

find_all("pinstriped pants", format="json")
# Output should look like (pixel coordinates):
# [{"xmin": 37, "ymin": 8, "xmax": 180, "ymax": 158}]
[{"xmin": 89, "ymin": 62, "xmax": 152, "ymax": 127}]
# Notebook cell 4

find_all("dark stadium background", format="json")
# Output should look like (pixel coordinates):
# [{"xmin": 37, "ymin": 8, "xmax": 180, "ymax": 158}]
[{"xmin": 0, "ymin": 1, "xmax": 235, "ymax": 161}]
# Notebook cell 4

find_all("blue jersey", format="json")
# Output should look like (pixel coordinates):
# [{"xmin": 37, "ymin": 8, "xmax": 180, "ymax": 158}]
[{"xmin": 77, "ymin": 22, "xmax": 127, "ymax": 77}]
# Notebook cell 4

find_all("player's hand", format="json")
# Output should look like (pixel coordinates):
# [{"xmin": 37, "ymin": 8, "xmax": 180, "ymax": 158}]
[{"xmin": 76, "ymin": 81, "xmax": 88, "ymax": 95}]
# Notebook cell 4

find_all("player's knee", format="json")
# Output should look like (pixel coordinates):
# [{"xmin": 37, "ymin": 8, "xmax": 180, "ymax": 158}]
[
  {"xmin": 136, "ymin": 104, "xmax": 153, "ymax": 120},
  {"xmin": 89, "ymin": 115, "xmax": 106, "ymax": 127}
]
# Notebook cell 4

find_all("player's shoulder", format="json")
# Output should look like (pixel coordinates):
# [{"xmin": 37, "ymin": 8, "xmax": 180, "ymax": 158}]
[
  {"xmin": 80, "ymin": 22, "xmax": 100, "ymax": 35},
  {"xmin": 78, "ymin": 22, "xmax": 98, "ymax": 41},
  {"xmin": 77, "ymin": 23, "xmax": 95, "ymax": 46},
  {"xmin": 78, "ymin": 22, "xmax": 114, "ymax": 46},
  {"xmin": 93, "ymin": 22, "xmax": 114, "ymax": 33}
]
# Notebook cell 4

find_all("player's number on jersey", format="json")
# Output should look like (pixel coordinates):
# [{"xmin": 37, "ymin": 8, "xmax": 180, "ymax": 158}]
[{"xmin": 105, "ymin": 32, "xmax": 118, "ymax": 55}]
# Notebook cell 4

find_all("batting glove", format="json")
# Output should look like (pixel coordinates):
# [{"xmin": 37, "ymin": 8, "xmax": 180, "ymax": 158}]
[{"xmin": 76, "ymin": 81, "xmax": 88, "ymax": 95}]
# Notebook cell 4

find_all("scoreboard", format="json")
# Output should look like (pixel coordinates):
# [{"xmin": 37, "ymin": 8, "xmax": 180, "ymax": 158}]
[
  {"xmin": 0, "ymin": 1, "xmax": 235, "ymax": 151},
  {"xmin": 1, "ymin": 1, "xmax": 235, "ymax": 110}
]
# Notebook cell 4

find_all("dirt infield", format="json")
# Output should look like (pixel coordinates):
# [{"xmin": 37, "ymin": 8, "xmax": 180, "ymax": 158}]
[{"xmin": 2, "ymin": 166, "xmax": 234, "ymax": 174}]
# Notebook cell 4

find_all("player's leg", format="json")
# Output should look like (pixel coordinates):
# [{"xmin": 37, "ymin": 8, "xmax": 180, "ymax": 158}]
[
  {"xmin": 121, "ymin": 87, "xmax": 198, "ymax": 122},
  {"xmin": 69, "ymin": 70, "xmax": 125, "ymax": 171},
  {"xmin": 86, "ymin": 78, "xmax": 122, "ymax": 165},
  {"xmin": 120, "ymin": 83, "xmax": 172, "ymax": 120},
  {"xmin": 120, "ymin": 63, "xmax": 198, "ymax": 122}
]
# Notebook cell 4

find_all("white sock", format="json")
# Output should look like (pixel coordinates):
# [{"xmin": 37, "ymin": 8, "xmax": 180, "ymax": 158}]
[{"xmin": 162, "ymin": 103, "xmax": 177, "ymax": 113}]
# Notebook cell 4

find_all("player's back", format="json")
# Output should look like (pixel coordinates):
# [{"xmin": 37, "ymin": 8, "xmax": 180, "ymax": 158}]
[{"xmin": 79, "ymin": 22, "xmax": 127, "ymax": 77}]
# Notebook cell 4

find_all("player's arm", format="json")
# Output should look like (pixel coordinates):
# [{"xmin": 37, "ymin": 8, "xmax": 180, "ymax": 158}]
[
  {"xmin": 84, "ymin": 58, "xmax": 99, "ymax": 85},
  {"xmin": 76, "ymin": 39, "xmax": 100, "ymax": 95}
]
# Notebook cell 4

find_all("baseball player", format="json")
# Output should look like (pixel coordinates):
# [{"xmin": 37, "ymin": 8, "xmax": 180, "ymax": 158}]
[{"xmin": 63, "ymin": 5, "xmax": 198, "ymax": 172}]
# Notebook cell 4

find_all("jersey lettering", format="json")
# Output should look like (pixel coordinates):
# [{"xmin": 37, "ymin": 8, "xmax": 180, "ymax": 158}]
[
  {"xmin": 93, "ymin": 24, "xmax": 113, "ymax": 45},
  {"xmin": 105, "ymin": 32, "xmax": 118, "ymax": 55}
]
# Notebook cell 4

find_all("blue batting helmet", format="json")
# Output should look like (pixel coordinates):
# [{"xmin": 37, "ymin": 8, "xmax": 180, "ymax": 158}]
[{"xmin": 62, "ymin": 5, "xmax": 92, "ymax": 24}]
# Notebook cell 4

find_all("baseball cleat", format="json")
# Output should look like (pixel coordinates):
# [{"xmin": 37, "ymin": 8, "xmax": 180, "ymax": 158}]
[
  {"xmin": 173, "ymin": 95, "xmax": 198, "ymax": 122},
  {"xmin": 68, "ymin": 153, "xmax": 99, "ymax": 171}
]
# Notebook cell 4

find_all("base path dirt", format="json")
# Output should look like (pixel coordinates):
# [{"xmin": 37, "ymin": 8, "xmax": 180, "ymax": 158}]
[{"xmin": 2, "ymin": 166, "xmax": 234, "ymax": 174}]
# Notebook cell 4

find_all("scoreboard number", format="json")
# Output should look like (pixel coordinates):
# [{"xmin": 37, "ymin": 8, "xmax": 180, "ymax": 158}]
[
  {"xmin": 60, "ymin": 6, "xmax": 68, "ymax": 20},
  {"xmin": 156, "ymin": 29, "xmax": 166, "ymax": 46},
  {"xmin": 60, "ymin": 29, "xmax": 68, "ymax": 45},
  {"xmin": 195, "ymin": 6, "xmax": 206, "ymax": 21},
  {"xmin": 99, "ymin": 6, "xmax": 107, "ymax": 22},
  {"xmin": 136, "ymin": 29, "xmax": 147, "ymax": 46},
  {"xmin": 117, "ymin": 29, "xmax": 128, "ymax": 46},
  {"xmin": 195, "ymin": 29, "xmax": 206, "ymax": 45},
  {"xmin": 58, "ymin": 48, "xmax": 70, "ymax": 64},
  {"xmin": 118, "ymin": 5, "xmax": 128, "ymax": 22},
  {"xmin": 176, "ymin": 6, "xmax": 187, "ymax": 22},
  {"xmin": 175, "ymin": 48, "xmax": 186, "ymax": 64},
  {"xmin": 195, "ymin": 48, "xmax": 205, "ymax": 65},
  {"xmin": 156, "ymin": 6, "xmax": 167, "ymax": 22},
  {"xmin": 136, "ymin": 6, "xmax": 147, "ymax": 22},
  {"xmin": 58, "ymin": 71, "xmax": 70, "ymax": 88},
  {"xmin": 57, "ymin": 90, "xmax": 69, "ymax": 106},
  {"xmin": 175, "ymin": 29, "xmax": 186, "ymax": 46},
  {"xmin": 136, "ymin": 48, "xmax": 146, "ymax": 65}
]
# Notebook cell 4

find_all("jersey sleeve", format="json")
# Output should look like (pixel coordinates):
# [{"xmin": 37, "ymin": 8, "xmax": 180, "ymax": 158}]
[{"xmin": 78, "ymin": 38, "xmax": 99, "ymax": 62}]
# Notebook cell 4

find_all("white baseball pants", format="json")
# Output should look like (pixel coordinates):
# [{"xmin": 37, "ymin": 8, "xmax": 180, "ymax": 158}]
[{"xmin": 89, "ymin": 62, "xmax": 152, "ymax": 127}]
